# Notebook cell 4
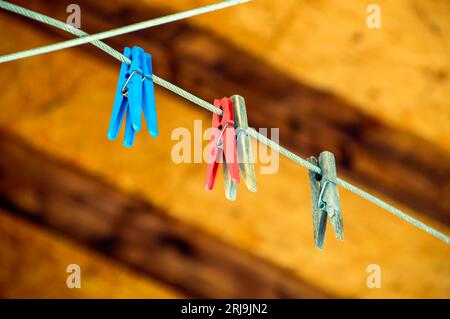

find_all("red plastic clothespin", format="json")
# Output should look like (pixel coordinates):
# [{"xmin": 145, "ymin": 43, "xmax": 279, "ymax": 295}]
[{"xmin": 205, "ymin": 97, "xmax": 240, "ymax": 191}]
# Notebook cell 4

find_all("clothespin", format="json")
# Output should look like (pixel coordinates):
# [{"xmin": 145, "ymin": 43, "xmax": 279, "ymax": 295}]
[
  {"xmin": 107, "ymin": 47, "xmax": 132, "ymax": 141},
  {"xmin": 223, "ymin": 95, "xmax": 257, "ymax": 200},
  {"xmin": 107, "ymin": 46, "xmax": 158, "ymax": 147},
  {"xmin": 126, "ymin": 46, "xmax": 144, "ymax": 133},
  {"xmin": 307, "ymin": 151, "xmax": 343, "ymax": 250},
  {"xmin": 141, "ymin": 52, "xmax": 158, "ymax": 137},
  {"xmin": 205, "ymin": 97, "xmax": 240, "ymax": 191}
]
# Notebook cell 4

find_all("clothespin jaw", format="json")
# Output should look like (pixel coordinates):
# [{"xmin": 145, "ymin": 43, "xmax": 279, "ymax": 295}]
[
  {"xmin": 205, "ymin": 97, "xmax": 239, "ymax": 192},
  {"xmin": 224, "ymin": 95, "xmax": 257, "ymax": 200},
  {"xmin": 307, "ymin": 151, "xmax": 343, "ymax": 250}
]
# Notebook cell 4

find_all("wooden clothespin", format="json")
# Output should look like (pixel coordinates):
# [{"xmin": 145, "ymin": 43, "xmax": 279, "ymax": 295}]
[
  {"xmin": 205, "ymin": 97, "xmax": 240, "ymax": 191},
  {"xmin": 223, "ymin": 95, "xmax": 257, "ymax": 200},
  {"xmin": 107, "ymin": 46, "xmax": 158, "ymax": 148},
  {"xmin": 307, "ymin": 151, "xmax": 343, "ymax": 250}
]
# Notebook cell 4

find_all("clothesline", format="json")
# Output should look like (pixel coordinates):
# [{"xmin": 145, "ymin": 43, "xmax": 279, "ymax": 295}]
[
  {"xmin": 0, "ymin": 0, "xmax": 252, "ymax": 64},
  {"xmin": 0, "ymin": 0, "xmax": 448, "ymax": 245}
]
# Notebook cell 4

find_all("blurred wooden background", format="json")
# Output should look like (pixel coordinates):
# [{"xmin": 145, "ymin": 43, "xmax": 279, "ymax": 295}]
[{"xmin": 0, "ymin": 0, "xmax": 449, "ymax": 298}]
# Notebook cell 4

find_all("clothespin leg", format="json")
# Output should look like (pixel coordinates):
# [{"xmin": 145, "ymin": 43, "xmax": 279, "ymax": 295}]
[
  {"xmin": 205, "ymin": 122, "xmax": 222, "ymax": 191},
  {"xmin": 123, "ymin": 109, "xmax": 136, "ymax": 148},
  {"xmin": 236, "ymin": 136, "xmax": 257, "ymax": 192},
  {"xmin": 108, "ymin": 99, "xmax": 128, "ymax": 141},
  {"xmin": 307, "ymin": 156, "xmax": 327, "ymax": 250},
  {"xmin": 223, "ymin": 157, "xmax": 237, "ymax": 201},
  {"xmin": 142, "ymin": 53, "xmax": 158, "ymax": 137},
  {"xmin": 205, "ymin": 148, "xmax": 221, "ymax": 191}
]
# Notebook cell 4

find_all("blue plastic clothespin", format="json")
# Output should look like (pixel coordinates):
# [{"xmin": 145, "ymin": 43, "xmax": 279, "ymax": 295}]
[
  {"xmin": 121, "ymin": 47, "xmax": 143, "ymax": 148},
  {"xmin": 127, "ymin": 46, "xmax": 144, "ymax": 133},
  {"xmin": 107, "ymin": 47, "xmax": 131, "ymax": 140},
  {"xmin": 107, "ymin": 46, "xmax": 158, "ymax": 147},
  {"xmin": 142, "ymin": 52, "xmax": 158, "ymax": 137}
]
